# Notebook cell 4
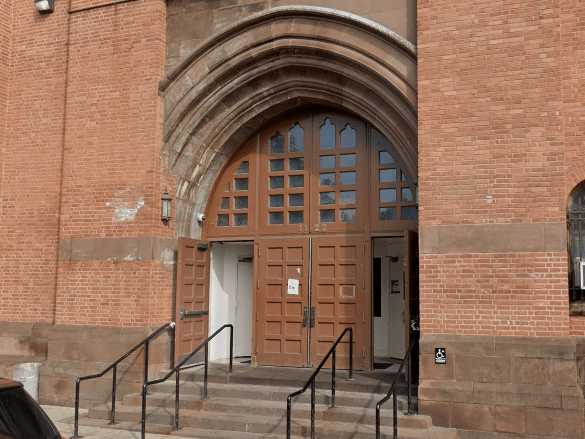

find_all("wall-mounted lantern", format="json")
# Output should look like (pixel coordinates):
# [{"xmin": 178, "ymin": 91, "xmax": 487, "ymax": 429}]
[
  {"xmin": 34, "ymin": 0, "xmax": 55, "ymax": 14},
  {"xmin": 161, "ymin": 191, "xmax": 172, "ymax": 226}
]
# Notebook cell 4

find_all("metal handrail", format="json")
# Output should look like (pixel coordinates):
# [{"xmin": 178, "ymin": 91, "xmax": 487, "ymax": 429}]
[
  {"xmin": 70, "ymin": 321, "xmax": 176, "ymax": 439},
  {"xmin": 375, "ymin": 334, "xmax": 418, "ymax": 439},
  {"xmin": 286, "ymin": 327, "xmax": 353, "ymax": 439},
  {"xmin": 140, "ymin": 323, "xmax": 234, "ymax": 439}
]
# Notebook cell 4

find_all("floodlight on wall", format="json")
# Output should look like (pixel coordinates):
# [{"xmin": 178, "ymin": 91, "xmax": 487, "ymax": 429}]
[
  {"xmin": 34, "ymin": 0, "xmax": 55, "ymax": 14},
  {"xmin": 161, "ymin": 191, "xmax": 172, "ymax": 225}
]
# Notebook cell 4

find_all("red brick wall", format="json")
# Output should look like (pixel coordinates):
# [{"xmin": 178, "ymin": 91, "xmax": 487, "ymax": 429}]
[
  {"xmin": 0, "ymin": 1, "xmax": 69, "ymax": 323},
  {"xmin": 563, "ymin": 0, "xmax": 585, "ymax": 193},
  {"xmin": 418, "ymin": 0, "xmax": 583, "ymax": 337},
  {"xmin": 0, "ymin": 0, "xmax": 173, "ymax": 327},
  {"xmin": 0, "ymin": 0, "xmax": 11, "ymax": 145},
  {"xmin": 419, "ymin": 0, "xmax": 564, "ymax": 227},
  {"xmin": 563, "ymin": 0, "xmax": 585, "ymax": 336},
  {"xmin": 53, "ymin": 0, "xmax": 171, "ymax": 327},
  {"xmin": 0, "ymin": 0, "xmax": 12, "ymax": 302},
  {"xmin": 58, "ymin": 0, "xmax": 166, "ymax": 240},
  {"xmin": 55, "ymin": 261, "xmax": 173, "ymax": 327},
  {"xmin": 420, "ymin": 253, "xmax": 570, "ymax": 336}
]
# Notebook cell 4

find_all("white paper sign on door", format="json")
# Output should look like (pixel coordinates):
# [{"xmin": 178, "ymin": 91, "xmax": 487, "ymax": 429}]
[{"xmin": 287, "ymin": 278, "xmax": 300, "ymax": 296}]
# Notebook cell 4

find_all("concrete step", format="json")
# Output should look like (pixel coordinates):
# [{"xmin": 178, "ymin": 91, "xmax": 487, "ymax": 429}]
[
  {"xmin": 75, "ymin": 416, "xmax": 305, "ymax": 439},
  {"xmin": 130, "ymin": 381, "xmax": 411, "ymax": 410},
  {"xmin": 88, "ymin": 403, "xmax": 456, "ymax": 439},
  {"xmin": 166, "ymin": 363, "xmax": 411, "ymax": 395},
  {"xmin": 119, "ymin": 394, "xmax": 425, "ymax": 429}
]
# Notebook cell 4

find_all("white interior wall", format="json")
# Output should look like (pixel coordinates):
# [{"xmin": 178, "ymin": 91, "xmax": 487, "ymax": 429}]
[
  {"xmin": 209, "ymin": 242, "xmax": 254, "ymax": 361},
  {"xmin": 373, "ymin": 238, "xmax": 406, "ymax": 359}
]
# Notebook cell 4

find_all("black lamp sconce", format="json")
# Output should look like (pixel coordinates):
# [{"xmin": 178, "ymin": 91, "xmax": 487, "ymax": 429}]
[{"xmin": 161, "ymin": 191, "xmax": 173, "ymax": 226}]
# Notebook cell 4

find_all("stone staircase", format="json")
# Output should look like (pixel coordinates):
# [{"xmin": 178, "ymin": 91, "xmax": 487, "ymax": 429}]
[{"xmin": 80, "ymin": 362, "xmax": 457, "ymax": 439}]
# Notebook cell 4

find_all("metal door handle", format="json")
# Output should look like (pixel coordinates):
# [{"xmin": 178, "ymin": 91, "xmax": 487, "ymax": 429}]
[
  {"xmin": 310, "ymin": 307, "xmax": 316, "ymax": 328},
  {"xmin": 179, "ymin": 307, "xmax": 209, "ymax": 320},
  {"xmin": 303, "ymin": 306, "xmax": 310, "ymax": 327}
]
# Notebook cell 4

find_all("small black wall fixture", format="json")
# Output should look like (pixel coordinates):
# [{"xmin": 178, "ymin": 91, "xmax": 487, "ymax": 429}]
[
  {"xmin": 34, "ymin": 0, "xmax": 55, "ymax": 14},
  {"xmin": 161, "ymin": 191, "xmax": 172, "ymax": 225}
]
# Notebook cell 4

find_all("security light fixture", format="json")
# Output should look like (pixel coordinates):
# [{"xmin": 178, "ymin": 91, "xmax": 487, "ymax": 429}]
[
  {"xmin": 161, "ymin": 191, "xmax": 172, "ymax": 225},
  {"xmin": 35, "ymin": 0, "xmax": 55, "ymax": 14}
]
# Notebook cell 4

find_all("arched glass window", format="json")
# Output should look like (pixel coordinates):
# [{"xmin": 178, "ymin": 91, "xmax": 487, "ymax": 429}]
[
  {"xmin": 288, "ymin": 123, "xmax": 304, "ymax": 153},
  {"xmin": 569, "ymin": 181, "xmax": 585, "ymax": 303},
  {"xmin": 204, "ymin": 112, "xmax": 418, "ymax": 240},
  {"xmin": 340, "ymin": 123, "xmax": 356, "ymax": 149},
  {"xmin": 320, "ymin": 118, "xmax": 335, "ymax": 150}
]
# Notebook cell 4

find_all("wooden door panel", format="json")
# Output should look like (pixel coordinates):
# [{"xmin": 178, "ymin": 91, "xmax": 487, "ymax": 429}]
[
  {"xmin": 176, "ymin": 238, "xmax": 210, "ymax": 360},
  {"xmin": 255, "ymin": 238, "xmax": 309, "ymax": 366},
  {"xmin": 311, "ymin": 236, "xmax": 370, "ymax": 369}
]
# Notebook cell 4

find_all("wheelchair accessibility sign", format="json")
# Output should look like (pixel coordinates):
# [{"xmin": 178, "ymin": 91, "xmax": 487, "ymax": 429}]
[{"xmin": 435, "ymin": 347, "xmax": 447, "ymax": 365}]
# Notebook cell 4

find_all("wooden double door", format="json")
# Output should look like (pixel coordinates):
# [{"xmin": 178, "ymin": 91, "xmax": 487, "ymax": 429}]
[{"xmin": 254, "ymin": 236, "xmax": 371, "ymax": 369}]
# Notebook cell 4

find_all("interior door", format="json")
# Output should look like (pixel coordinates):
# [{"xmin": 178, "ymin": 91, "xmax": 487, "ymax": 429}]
[
  {"xmin": 255, "ymin": 237, "xmax": 310, "ymax": 366},
  {"xmin": 176, "ymin": 238, "xmax": 210, "ymax": 361},
  {"xmin": 235, "ymin": 258, "xmax": 253, "ymax": 357},
  {"xmin": 310, "ymin": 236, "xmax": 371, "ymax": 369}
]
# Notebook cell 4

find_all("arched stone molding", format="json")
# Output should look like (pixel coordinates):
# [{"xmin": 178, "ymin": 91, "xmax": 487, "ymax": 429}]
[{"xmin": 160, "ymin": 6, "xmax": 418, "ymax": 237}]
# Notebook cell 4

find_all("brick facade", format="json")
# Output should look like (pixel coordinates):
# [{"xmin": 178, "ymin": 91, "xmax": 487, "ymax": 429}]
[
  {"xmin": 418, "ymin": 0, "xmax": 585, "ymax": 336},
  {"xmin": 0, "ymin": 0, "xmax": 172, "ymax": 327},
  {"xmin": 0, "ymin": 1, "xmax": 584, "ymax": 437},
  {"xmin": 420, "ymin": 253, "xmax": 570, "ymax": 337},
  {"xmin": 0, "ymin": 0, "xmax": 69, "ymax": 323},
  {"xmin": 418, "ymin": 1, "xmax": 585, "ymax": 436},
  {"xmin": 55, "ymin": 0, "xmax": 171, "ymax": 328}
]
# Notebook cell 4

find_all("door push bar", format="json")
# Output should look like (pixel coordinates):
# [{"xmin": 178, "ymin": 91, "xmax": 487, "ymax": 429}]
[
  {"xmin": 179, "ymin": 307, "xmax": 209, "ymax": 320},
  {"xmin": 303, "ymin": 306, "xmax": 316, "ymax": 328}
]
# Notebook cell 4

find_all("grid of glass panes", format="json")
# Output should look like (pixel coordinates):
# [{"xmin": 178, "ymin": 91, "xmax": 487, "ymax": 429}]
[
  {"xmin": 376, "ymin": 144, "xmax": 417, "ymax": 221},
  {"xmin": 267, "ymin": 123, "xmax": 306, "ymax": 226},
  {"xmin": 216, "ymin": 159, "xmax": 250, "ymax": 227},
  {"xmin": 318, "ymin": 118, "xmax": 359, "ymax": 224}
]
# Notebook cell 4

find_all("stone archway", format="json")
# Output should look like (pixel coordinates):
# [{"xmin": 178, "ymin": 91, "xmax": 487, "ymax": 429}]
[{"xmin": 160, "ymin": 6, "xmax": 417, "ymax": 237}]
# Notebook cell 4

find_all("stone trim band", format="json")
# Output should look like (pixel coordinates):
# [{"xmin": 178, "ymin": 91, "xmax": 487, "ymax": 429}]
[
  {"xmin": 58, "ymin": 237, "xmax": 176, "ymax": 264},
  {"xmin": 421, "ymin": 223, "xmax": 567, "ymax": 254}
]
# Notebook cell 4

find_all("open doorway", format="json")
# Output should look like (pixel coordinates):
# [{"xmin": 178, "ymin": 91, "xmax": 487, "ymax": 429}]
[
  {"xmin": 372, "ymin": 237, "xmax": 407, "ymax": 367},
  {"xmin": 209, "ymin": 242, "xmax": 254, "ymax": 363}
]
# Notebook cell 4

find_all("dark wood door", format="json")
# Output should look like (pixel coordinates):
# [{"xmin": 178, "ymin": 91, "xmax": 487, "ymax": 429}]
[
  {"xmin": 176, "ymin": 238, "xmax": 210, "ymax": 361},
  {"xmin": 310, "ymin": 236, "xmax": 371, "ymax": 369},
  {"xmin": 255, "ymin": 237, "xmax": 310, "ymax": 366}
]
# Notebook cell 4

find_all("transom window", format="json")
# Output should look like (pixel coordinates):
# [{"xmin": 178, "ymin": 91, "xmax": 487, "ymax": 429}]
[
  {"xmin": 205, "ymin": 111, "xmax": 417, "ymax": 238},
  {"xmin": 217, "ymin": 159, "xmax": 249, "ymax": 227},
  {"xmin": 316, "ymin": 117, "xmax": 360, "ymax": 226},
  {"xmin": 264, "ymin": 120, "xmax": 308, "ymax": 228},
  {"xmin": 372, "ymin": 130, "xmax": 417, "ymax": 226}
]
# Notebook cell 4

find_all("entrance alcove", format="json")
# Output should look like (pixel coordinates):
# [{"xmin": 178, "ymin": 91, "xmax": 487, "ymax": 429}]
[{"xmin": 161, "ymin": 6, "xmax": 418, "ymax": 369}]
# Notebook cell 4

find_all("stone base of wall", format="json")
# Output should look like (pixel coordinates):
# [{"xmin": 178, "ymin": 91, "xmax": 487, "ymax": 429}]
[
  {"xmin": 0, "ymin": 322, "xmax": 173, "ymax": 408},
  {"xmin": 458, "ymin": 432, "xmax": 580, "ymax": 439},
  {"xmin": 0, "ymin": 322, "xmax": 50, "ymax": 358},
  {"xmin": 0, "ymin": 322, "xmax": 50, "ymax": 384},
  {"xmin": 419, "ymin": 335, "xmax": 585, "ymax": 439},
  {"xmin": 40, "ymin": 324, "xmax": 172, "ymax": 407}
]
